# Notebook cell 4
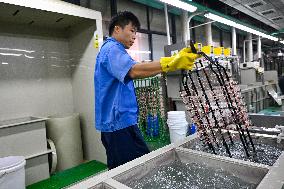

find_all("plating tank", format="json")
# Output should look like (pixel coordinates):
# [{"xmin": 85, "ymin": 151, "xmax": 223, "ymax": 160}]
[{"xmin": 66, "ymin": 133, "xmax": 284, "ymax": 189}]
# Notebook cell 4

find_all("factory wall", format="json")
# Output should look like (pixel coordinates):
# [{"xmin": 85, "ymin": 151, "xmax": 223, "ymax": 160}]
[
  {"xmin": 152, "ymin": 34, "xmax": 169, "ymax": 60},
  {"xmin": 0, "ymin": 22, "xmax": 74, "ymax": 121},
  {"xmin": 223, "ymin": 31, "xmax": 231, "ymax": 48},
  {"xmin": 118, "ymin": 0, "xmax": 148, "ymax": 30},
  {"xmin": 68, "ymin": 20, "xmax": 107, "ymax": 163},
  {"xmin": 212, "ymin": 26, "xmax": 221, "ymax": 47},
  {"xmin": 195, "ymin": 23, "xmax": 207, "ymax": 45},
  {"xmin": 81, "ymin": 0, "xmax": 111, "ymax": 37}
]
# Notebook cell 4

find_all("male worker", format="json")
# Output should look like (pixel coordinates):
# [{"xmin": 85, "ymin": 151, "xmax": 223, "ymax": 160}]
[{"xmin": 95, "ymin": 11, "xmax": 199, "ymax": 169}]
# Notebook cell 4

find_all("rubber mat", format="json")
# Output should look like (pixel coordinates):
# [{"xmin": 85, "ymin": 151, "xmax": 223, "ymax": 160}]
[{"xmin": 27, "ymin": 160, "xmax": 107, "ymax": 189}]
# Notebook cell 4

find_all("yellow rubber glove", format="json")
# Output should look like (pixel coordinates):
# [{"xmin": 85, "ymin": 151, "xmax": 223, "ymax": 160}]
[{"xmin": 160, "ymin": 47, "xmax": 200, "ymax": 72}]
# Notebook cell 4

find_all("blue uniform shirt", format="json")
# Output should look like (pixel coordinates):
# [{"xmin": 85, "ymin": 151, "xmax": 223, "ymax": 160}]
[{"xmin": 95, "ymin": 37, "xmax": 138, "ymax": 132}]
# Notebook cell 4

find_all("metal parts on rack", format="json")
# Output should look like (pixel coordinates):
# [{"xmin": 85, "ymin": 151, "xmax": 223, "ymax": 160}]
[
  {"xmin": 180, "ymin": 41, "xmax": 256, "ymax": 158},
  {"xmin": 134, "ymin": 77, "xmax": 167, "ymax": 141}
]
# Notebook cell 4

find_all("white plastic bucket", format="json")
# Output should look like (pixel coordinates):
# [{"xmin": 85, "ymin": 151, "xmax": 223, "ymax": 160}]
[
  {"xmin": 167, "ymin": 111, "xmax": 188, "ymax": 143},
  {"xmin": 169, "ymin": 123, "xmax": 188, "ymax": 143},
  {"xmin": 167, "ymin": 111, "xmax": 186, "ymax": 115},
  {"xmin": 0, "ymin": 156, "xmax": 26, "ymax": 189},
  {"xmin": 167, "ymin": 119, "xmax": 187, "ymax": 125}
]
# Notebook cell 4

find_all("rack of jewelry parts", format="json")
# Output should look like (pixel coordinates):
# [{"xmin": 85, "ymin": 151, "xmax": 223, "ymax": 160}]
[{"xmin": 67, "ymin": 42, "xmax": 284, "ymax": 189}]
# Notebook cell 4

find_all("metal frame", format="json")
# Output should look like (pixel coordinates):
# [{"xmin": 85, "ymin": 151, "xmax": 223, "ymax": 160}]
[
  {"xmin": 171, "ymin": 14, "xmax": 177, "ymax": 44},
  {"xmin": 146, "ymin": 6, "xmax": 153, "ymax": 60},
  {"xmin": 110, "ymin": 0, "xmax": 117, "ymax": 17},
  {"xmin": 220, "ymin": 28, "xmax": 224, "ymax": 47},
  {"xmin": 243, "ymin": 37, "xmax": 259, "ymax": 63}
]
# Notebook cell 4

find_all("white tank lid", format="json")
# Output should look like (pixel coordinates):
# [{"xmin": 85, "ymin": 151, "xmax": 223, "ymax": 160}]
[{"xmin": 0, "ymin": 156, "xmax": 25, "ymax": 171}]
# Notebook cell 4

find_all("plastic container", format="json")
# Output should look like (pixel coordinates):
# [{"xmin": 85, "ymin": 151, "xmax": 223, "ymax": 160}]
[
  {"xmin": 169, "ymin": 124, "xmax": 188, "ymax": 143},
  {"xmin": 46, "ymin": 113, "xmax": 83, "ymax": 171},
  {"xmin": 0, "ymin": 156, "xmax": 26, "ymax": 189},
  {"xmin": 187, "ymin": 123, "xmax": 196, "ymax": 136},
  {"xmin": 146, "ymin": 114, "xmax": 160, "ymax": 137},
  {"xmin": 167, "ymin": 111, "xmax": 188, "ymax": 143}
]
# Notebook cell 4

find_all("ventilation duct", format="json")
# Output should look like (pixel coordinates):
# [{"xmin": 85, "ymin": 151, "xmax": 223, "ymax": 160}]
[
  {"xmin": 271, "ymin": 17, "xmax": 283, "ymax": 21},
  {"xmin": 248, "ymin": 1, "xmax": 265, "ymax": 8},
  {"xmin": 261, "ymin": 9, "xmax": 275, "ymax": 16}
]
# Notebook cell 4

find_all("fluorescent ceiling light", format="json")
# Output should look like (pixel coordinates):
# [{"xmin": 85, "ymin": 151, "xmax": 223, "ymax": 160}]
[
  {"xmin": 204, "ymin": 13, "xmax": 278, "ymax": 41},
  {"xmin": 159, "ymin": 0, "xmax": 197, "ymax": 12},
  {"xmin": 280, "ymin": 41, "xmax": 284, "ymax": 44},
  {"xmin": 2, "ymin": 62, "xmax": 9, "ymax": 65}
]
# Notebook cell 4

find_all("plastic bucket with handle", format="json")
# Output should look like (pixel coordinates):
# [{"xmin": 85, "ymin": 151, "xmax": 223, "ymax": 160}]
[{"xmin": 0, "ymin": 156, "xmax": 26, "ymax": 189}]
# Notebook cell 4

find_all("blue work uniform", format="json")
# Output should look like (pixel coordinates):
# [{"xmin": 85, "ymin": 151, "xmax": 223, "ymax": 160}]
[{"xmin": 95, "ymin": 37, "xmax": 150, "ymax": 169}]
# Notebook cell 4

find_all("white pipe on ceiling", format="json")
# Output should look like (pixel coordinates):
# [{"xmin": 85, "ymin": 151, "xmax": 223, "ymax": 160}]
[
  {"xmin": 247, "ymin": 33, "xmax": 253, "ymax": 62},
  {"xmin": 232, "ymin": 27, "xmax": 237, "ymax": 56},
  {"xmin": 182, "ymin": 10, "xmax": 189, "ymax": 43},
  {"xmin": 205, "ymin": 18, "xmax": 213, "ymax": 46},
  {"xmin": 257, "ymin": 36, "xmax": 262, "ymax": 60},
  {"xmin": 164, "ymin": 3, "xmax": 171, "ymax": 45}
]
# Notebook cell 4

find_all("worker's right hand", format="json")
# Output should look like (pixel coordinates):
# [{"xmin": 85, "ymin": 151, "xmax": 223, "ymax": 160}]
[{"xmin": 160, "ymin": 47, "xmax": 200, "ymax": 72}]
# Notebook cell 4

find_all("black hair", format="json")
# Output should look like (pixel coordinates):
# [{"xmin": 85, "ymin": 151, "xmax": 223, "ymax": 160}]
[{"xmin": 109, "ymin": 11, "xmax": 140, "ymax": 36}]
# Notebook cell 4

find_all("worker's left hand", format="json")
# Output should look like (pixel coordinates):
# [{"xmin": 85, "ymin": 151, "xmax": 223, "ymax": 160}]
[{"xmin": 160, "ymin": 47, "xmax": 200, "ymax": 72}]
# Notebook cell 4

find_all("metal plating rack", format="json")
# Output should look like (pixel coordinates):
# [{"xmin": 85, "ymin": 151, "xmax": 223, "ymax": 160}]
[{"xmin": 180, "ymin": 41, "xmax": 256, "ymax": 158}]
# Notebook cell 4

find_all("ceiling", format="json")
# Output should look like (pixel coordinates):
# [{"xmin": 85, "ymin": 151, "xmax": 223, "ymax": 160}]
[
  {"xmin": 218, "ymin": 0, "xmax": 284, "ymax": 32},
  {"xmin": 133, "ymin": 0, "xmax": 284, "ymax": 38},
  {"xmin": 0, "ymin": 2, "xmax": 88, "ymax": 30}
]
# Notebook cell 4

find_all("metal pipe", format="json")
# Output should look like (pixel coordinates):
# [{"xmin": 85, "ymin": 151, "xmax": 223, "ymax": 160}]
[
  {"xmin": 243, "ymin": 38, "xmax": 259, "ymax": 63},
  {"xmin": 186, "ymin": 11, "xmax": 209, "ymax": 42},
  {"xmin": 243, "ymin": 40, "xmax": 246, "ymax": 63},
  {"xmin": 110, "ymin": 0, "xmax": 117, "ymax": 17},
  {"xmin": 188, "ymin": 20, "xmax": 216, "ymax": 30},
  {"xmin": 164, "ymin": 3, "xmax": 171, "ymax": 45},
  {"xmin": 257, "ymin": 36, "xmax": 262, "ymax": 60},
  {"xmin": 182, "ymin": 10, "xmax": 189, "ymax": 43},
  {"xmin": 232, "ymin": 27, "xmax": 237, "ymax": 56},
  {"xmin": 205, "ymin": 18, "xmax": 213, "ymax": 46},
  {"xmin": 248, "ymin": 33, "xmax": 253, "ymax": 62}
]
